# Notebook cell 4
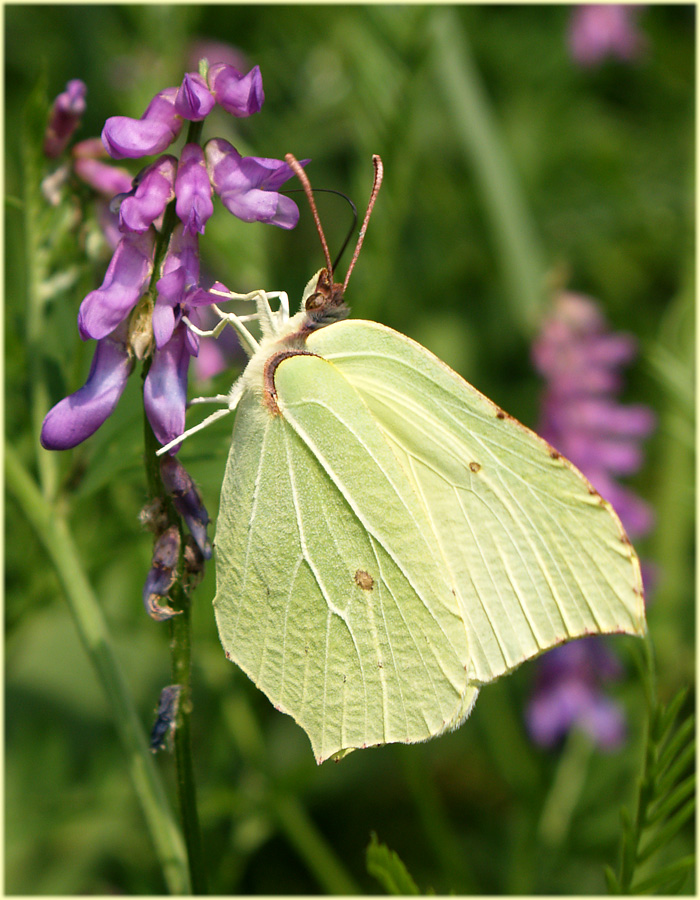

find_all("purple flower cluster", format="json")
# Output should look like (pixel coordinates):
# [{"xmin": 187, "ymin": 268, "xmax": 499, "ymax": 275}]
[
  {"xmin": 568, "ymin": 5, "xmax": 646, "ymax": 68},
  {"xmin": 532, "ymin": 291, "xmax": 655, "ymax": 537},
  {"xmin": 527, "ymin": 291, "xmax": 655, "ymax": 750},
  {"xmin": 40, "ymin": 64, "xmax": 304, "ymax": 454}
]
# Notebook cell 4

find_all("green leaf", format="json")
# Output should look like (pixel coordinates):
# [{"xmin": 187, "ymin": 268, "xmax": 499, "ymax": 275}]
[{"xmin": 366, "ymin": 832, "xmax": 421, "ymax": 896}]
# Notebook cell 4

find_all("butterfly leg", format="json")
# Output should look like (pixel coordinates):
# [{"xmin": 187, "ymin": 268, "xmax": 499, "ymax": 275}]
[{"xmin": 155, "ymin": 380, "xmax": 246, "ymax": 457}]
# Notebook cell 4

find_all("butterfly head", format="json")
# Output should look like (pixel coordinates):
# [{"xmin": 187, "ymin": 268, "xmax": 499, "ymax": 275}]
[{"xmin": 301, "ymin": 267, "xmax": 350, "ymax": 329}]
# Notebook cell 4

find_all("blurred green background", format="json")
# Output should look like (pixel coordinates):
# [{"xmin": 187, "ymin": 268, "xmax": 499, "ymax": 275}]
[{"xmin": 5, "ymin": 4, "xmax": 694, "ymax": 895}]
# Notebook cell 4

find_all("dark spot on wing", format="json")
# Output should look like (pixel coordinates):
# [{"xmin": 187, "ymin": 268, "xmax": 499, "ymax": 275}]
[
  {"xmin": 354, "ymin": 569, "xmax": 374, "ymax": 591},
  {"xmin": 469, "ymin": 461, "xmax": 481, "ymax": 473}
]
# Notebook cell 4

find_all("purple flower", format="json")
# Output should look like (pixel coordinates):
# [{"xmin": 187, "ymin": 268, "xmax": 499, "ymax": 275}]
[
  {"xmin": 117, "ymin": 156, "xmax": 177, "ymax": 233},
  {"xmin": 532, "ymin": 291, "xmax": 655, "ymax": 538},
  {"xmin": 143, "ymin": 320, "xmax": 195, "ymax": 451},
  {"xmin": 527, "ymin": 291, "xmax": 655, "ymax": 751},
  {"xmin": 41, "ymin": 60, "xmax": 303, "ymax": 457},
  {"xmin": 78, "ymin": 231, "xmax": 155, "ymax": 340},
  {"xmin": 102, "ymin": 87, "xmax": 183, "ymax": 160},
  {"xmin": 207, "ymin": 62, "xmax": 264, "ymax": 117},
  {"xmin": 568, "ymin": 5, "xmax": 645, "ymax": 68},
  {"xmin": 40, "ymin": 321, "xmax": 133, "ymax": 450},
  {"xmin": 153, "ymin": 226, "xmax": 201, "ymax": 347},
  {"xmin": 526, "ymin": 640, "xmax": 626, "ymax": 750},
  {"xmin": 175, "ymin": 72, "xmax": 216, "ymax": 121},
  {"xmin": 73, "ymin": 154, "xmax": 134, "ymax": 199},
  {"xmin": 175, "ymin": 143, "xmax": 214, "ymax": 235},
  {"xmin": 205, "ymin": 138, "xmax": 304, "ymax": 229},
  {"xmin": 44, "ymin": 79, "xmax": 87, "ymax": 158}
]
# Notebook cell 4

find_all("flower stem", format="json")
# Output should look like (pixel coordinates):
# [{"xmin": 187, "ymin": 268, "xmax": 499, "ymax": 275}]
[
  {"xmin": 169, "ymin": 596, "xmax": 209, "ymax": 894},
  {"xmin": 143, "ymin": 410, "xmax": 208, "ymax": 893},
  {"xmin": 5, "ymin": 443, "xmax": 190, "ymax": 894}
]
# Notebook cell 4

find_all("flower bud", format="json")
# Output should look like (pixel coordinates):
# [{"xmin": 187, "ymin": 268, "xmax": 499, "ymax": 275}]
[{"xmin": 44, "ymin": 79, "xmax": 87, "ymax": 158}]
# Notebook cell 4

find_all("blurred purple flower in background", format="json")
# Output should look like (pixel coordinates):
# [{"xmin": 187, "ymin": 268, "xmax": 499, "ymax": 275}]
[
  {"xmin": 527, "ymin": 639, "xmax": 627, "ymax": 750},
  {"xmin": 526, "ymin": 291, "xmax": 656, "ymax": 750},
  {"xmin": 43, "ymin": 79, "xmax": 86, "ymax": 158},
  {"xmin": 568, "ymin": 5, "xmax": 646, "ymax": 67}
]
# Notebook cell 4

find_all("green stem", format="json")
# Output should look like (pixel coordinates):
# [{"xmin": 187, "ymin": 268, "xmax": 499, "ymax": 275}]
[
  {"xmin": 274, "ymin": 793, "xmax": 360, "ymax": 895},
  {"xmin": 430, "ymin": 9, "xmax": 548, "ymax": 336},
  {"xmin": 170, "ymin": 602, "xmax": 208, "ymax": 894},
  {"xmin": 143, "ymin": 412, "xmax": 208, "ymax": 894},
  {"xmin": 5, "ymin": 443, "xmax": 190, "ymax": 895},
  {"xmin": 21, "ymin": 87, "xmax": 58, "ymax": 501},
  {"xmin": 400, "ymin": 748, "xmax": 478, "ymax": 892}
]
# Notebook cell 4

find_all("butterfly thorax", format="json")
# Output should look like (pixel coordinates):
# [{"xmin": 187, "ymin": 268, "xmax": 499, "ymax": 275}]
[{"xmin": 239, "ymin": 268, "xmax": 350, "ymax": 416}]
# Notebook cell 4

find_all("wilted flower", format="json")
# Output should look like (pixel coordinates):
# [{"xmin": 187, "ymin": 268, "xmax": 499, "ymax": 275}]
[
  {"xmin": 160, "ymin": 455, "xmax": 211, "ymax": 559},
  {"xmin": 143, "ymin": 526, "xmax": 182, "ymax": 621},
  {"xmin": 568, "ymin": 5, "xmax": 645, "ymax": 68},
  {"xmin": 150, "ymin": 684, "xmax": 183, "ymax": 751},
  {"xmin": 527, "ymin": 291, "xmax": 655, "ymax": 750}
]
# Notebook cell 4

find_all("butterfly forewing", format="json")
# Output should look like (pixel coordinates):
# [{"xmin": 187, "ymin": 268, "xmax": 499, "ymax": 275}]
[{"xmin": 307, "ymin": 320, "xmax": 646, "ymax": 685}]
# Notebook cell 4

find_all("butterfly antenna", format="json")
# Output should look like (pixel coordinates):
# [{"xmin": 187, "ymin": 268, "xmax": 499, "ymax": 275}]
[
  {"xmin": 285, "ymin": 154, "xmax": 334, "ymax": 276},
  {"xmin": 343, "ymin": 154, "xmax": 383, "ymax": 292}
]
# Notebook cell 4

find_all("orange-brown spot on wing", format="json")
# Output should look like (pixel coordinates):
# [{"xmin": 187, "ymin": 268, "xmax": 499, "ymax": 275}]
[
  {"xmin": 354, "ymin": 569, "xmax": 374, "ymax": 591},
  {"xmin": 469, "ymin": 461, "xmax": 481, "ymax": 473}
]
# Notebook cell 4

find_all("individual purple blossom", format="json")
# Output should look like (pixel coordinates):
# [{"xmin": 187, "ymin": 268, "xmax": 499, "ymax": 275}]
[
  {"xmin": 152, "ymin": 225, "xmax": 201, "ymax": 348},
  {"xmin": 78, "ymin": 231, "xmax": 155, "ymax": 341},
  {"xmin": 175, "ymin": 72, "xmax": 216, "ymax": 121},
  {"xmin": 205, "ymin": 138, "xmax": 304, "ymax": 229},
  {"xmin": 102, "ymin": 87, "xmax": 183, "ymax": 160},
  {"xmin": 72, "ymin": 151, "xmax": 134, "ymax": 200},
  {"xmin": 175, "ymin": 143, "xmax": 214, "ymax": 235},
  {"xmin": 526, "ymin": 639, "xmax": 626, "ymax": 750},
  {"xmin": 207, "ymin": 62, "xmax": 264, "ymax": 117},
  {"xmin": 44, "ymin": 79, "xmax": 87, "ymax": 158},
  {"xmin": 568, "ymin": 5, "xmax": 645, "ymax": 68},
  {"xmin": 143, "ymin": 319, "xmax": 196, "ymax": 451},
  {"xmin": 40, "ymin": 321, "xmax": 133, "ymax": 450},
  {"xmin": 117, "ymin": 155, "xmax": 177, "ymax": 233}
]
